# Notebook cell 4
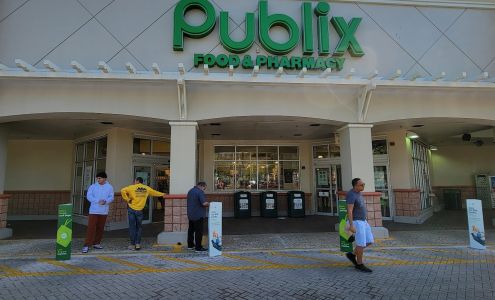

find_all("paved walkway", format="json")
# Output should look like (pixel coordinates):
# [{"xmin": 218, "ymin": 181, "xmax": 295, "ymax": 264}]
[
  {"xmin": 0, "ymin": 229, "xmax": 494, "ymax": 299},
  {"xmin": 0, "ymin": 244, "xmax": 494, "ymax": 299}
]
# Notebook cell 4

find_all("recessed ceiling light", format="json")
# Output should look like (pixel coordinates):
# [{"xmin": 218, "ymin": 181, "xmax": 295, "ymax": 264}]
[
  {"xmin": 211, "ymin": 133, "xmax": 221, "ymax": 136},
  {"xmin": 412, "ymin": 124, "xmax": 424, "ymax": 128},
  {"xmin": 100, "ymin": 121, "xmax": 113, "ymax": 125},
  {"xmin": 310, "ymin": 124, "xmax": 321, "ymax": 127},
  {"xmin": 210, "ymin": 123, "xmax": 221, "ymax": 126},
  {"xmin": 294, "ymin": 134, "xmax": 302, "ymax": 136}
]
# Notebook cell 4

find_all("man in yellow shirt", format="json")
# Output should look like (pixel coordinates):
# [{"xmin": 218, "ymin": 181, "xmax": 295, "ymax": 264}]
[{"xmin": 121, "ymin": 177, "xmax": 166, "ymax": 250}]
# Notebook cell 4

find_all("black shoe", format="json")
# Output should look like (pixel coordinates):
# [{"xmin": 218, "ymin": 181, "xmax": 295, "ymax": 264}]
[
  {"xmin": 346, "ymin": 252, "xmax": 358, "ymax": 266},
  {"xmin": 195, "ymin": 247, "xmax": 208, "ymax": 252},
  {"xmin": 355, "ymin": 264, "xmax": 372, "ymax": 273}
]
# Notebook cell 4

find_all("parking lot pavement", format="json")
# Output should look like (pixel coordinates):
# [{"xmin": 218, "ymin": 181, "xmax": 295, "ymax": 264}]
[{"xmin": 0, "ymin": 246, "xmax": 494, "ymax": 299}]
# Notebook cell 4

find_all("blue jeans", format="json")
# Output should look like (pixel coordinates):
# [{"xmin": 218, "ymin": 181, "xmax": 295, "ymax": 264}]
[{"xmin": 127, "ymin": 208, "xmax": 144, "ymax": 245}]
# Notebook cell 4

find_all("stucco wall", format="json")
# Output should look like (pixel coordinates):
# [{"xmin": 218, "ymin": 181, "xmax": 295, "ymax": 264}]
[
  {"xmin": 5, "ymin": 140, "xmax": 73, "ymax": 190},
  {"xmin": 431, "ymin": 144, "xmax": 495, "ymax": 186}
]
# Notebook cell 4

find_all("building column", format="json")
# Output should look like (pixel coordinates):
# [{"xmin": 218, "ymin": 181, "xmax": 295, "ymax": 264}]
[
  {"xmin": 106, "ymin": 128, "xmax": 133, "ymax": 230},
  {"xmin": 338, "ymin": 124, "xmax": 375, "ymax": 191},
  {"xmin": 337, "ymin": 124, "xmax": 388, "ymax": 238},
  {"xmin": 0, "ymin": 128, "xmax": 13, "ymax": 239},
  {"xmin": 158, "ymin": 121, "xmax": 198, "ymax": 246}
]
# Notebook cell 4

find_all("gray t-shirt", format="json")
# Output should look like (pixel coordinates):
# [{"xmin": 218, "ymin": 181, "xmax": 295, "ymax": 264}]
[{"xmin": 346, "ymin": 189, "xmax": 367, "ymax": 221}]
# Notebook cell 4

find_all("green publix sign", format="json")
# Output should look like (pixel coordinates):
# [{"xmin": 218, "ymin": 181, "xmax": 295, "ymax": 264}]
[{"xmin": 173, "ymin": 0, "xmax": 364, "ymax": 71}]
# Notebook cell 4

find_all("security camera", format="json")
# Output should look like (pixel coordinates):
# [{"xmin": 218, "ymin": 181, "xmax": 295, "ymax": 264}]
[
  {"xmin": 462, "ymin": 133, "xmax": 471, "ymax": 141},
  {"xmin": 474, "ymin": 140, "xmax": 483, "ymax": 147}
]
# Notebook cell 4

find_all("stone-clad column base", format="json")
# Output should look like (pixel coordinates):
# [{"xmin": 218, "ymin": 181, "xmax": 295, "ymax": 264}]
[
  {"xmin": 157, "ymin": 195, "xmax": 188, "ymax": 245},
  {"xmin": 0, "ymin": 195, "xmax": 12, "ymax": 239},
  {"xmin": 337, "ymin": 191, "xmax": 389, "ymax": 239}
]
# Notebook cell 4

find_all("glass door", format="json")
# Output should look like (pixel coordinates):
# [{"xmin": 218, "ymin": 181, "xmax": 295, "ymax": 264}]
[
  {"xmin": 133, "ymin": 166, "xmax": 152, "ymax": 224},
  {"xmin": 374, "ymin": 165, "xmax": 392, "ymax": 219},
  {"xmin": 315, "ymin": 165, "xmax": 341, "ymax": 215},
  {"xmin": 152, "ymin": 165, "xmax": 170, "ymax": 223}
]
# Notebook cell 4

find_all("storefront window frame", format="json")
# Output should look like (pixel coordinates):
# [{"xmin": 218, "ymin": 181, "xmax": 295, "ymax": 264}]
[
  {"xmin": 132, "ymin": 135, "xmax": 171, "ymax": 158},
  {"xmin": 213, "ymin": 145, "xmax": 300, "ymax": 192},
  {"xmin": 72, "ymin": 136, "xmax": 108, "ymax": 216}
]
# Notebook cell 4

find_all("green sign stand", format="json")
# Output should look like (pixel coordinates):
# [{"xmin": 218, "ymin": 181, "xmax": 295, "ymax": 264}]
[
  {"xmin": 56, "ymin": 204, "xmax": 73, "ymax": 261},
  {"xmin": 338, "ymin": 200, "xmax": 353, "ymax": 252}
]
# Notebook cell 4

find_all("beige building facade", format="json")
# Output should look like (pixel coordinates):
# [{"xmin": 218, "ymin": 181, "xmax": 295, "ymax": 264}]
[{"xmin": 0, "ymin": 0, "xmax": 494, "ymax": 242}]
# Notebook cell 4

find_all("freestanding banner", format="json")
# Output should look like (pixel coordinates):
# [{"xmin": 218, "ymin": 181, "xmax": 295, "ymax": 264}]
[
  {"xmin": 466, "ymin": 199, "xmax": 486, "ymax": 250},
  {"xmin": 56, "ymin": 203, "xmax": 73, "ymax": 260},
  {"xmin": 338, "ymin": 200, "xmax": 353, "ymax": 252},
  {"xmin": 208, "ymin": 202, "xmax": 222, "ymax": 257}
]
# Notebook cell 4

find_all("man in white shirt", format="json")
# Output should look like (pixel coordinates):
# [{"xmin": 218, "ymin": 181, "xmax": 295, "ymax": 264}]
[{"xmin": 82, "ymin": 172, "xmax": 114, "ymax": 253}]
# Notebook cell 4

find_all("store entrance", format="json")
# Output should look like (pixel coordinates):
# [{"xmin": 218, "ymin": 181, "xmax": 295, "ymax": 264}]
[
  {"xmin": 132, "ymin": 163, "xmax": 170, "ymax": 224},
  {"xmin": 314, "ymin": 164, "xmax": 342, "ymax": 216}
]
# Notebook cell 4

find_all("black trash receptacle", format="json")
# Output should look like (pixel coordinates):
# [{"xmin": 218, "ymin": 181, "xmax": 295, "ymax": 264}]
[
  {"xmin": 234, "ymin": 191, "xmax": 251, "ymax": 218},
  {"xmin": 260, "ymin": 191, "xmax": 278, "ymax": 218},
  {"xmin": 287, "ymin": 191, "xmax": 305, "ymax": 217}
]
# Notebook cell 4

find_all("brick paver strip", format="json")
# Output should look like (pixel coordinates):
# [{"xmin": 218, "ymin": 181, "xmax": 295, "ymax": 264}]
[{"xmin": 0, "ymin": 247, "xmax": 493, "ymax": 299}]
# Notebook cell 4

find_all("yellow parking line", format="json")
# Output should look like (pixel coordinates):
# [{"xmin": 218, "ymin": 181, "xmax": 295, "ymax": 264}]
[
  {"xmin": 222, "ymin": 253, "xmax": 292, "ymax": 267},
  {"xmin": 0, "ymin": 263, "xmax": 25, "ymax": 276},
  {"xmin": 154, "ymin": 255, "xmax": 213, "ymax": 267},
  {"xmin": 38, "ymin": 258, "xmax": 93, "ymax": 274},
  {"xmin": 97, "ymin": 256, "xmax": 162, "ymax": 272},
  {"xmin": 270, "ymin": 251, "xmax": 340, "ymax": 263}
]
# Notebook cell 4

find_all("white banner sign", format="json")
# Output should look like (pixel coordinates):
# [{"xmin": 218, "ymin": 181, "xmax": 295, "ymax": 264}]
[
  {"xmin": 466, "ymin": 199, "xmax": 486, "ymax": 250},
  {"xmin": 208, "ymin": 202, "xmax": 222, "ymax": 257}
]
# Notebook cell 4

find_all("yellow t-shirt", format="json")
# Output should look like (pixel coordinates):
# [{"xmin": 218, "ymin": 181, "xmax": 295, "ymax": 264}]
[{"xmin": 121, "ymin": 183, "xmax": 165, "ymax": 211}]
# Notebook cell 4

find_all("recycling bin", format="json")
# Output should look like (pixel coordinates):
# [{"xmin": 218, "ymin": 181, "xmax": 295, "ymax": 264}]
[
  {"xmin": 287, "ymin": 191, "xmax": 305, "ymax": 217},
  {"xmin": 260, "ymin": 191, "xmax": 278, "ymax": 218},
  {"xmin": 234, "ymin": 191, "xmax": 251, "ymax": 218}
]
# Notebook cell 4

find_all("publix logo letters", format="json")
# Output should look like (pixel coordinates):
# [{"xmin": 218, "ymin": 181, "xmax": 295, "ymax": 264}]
[{"xmin": 173, "ymin": 0, "xmax": 364, "ymax": 71}]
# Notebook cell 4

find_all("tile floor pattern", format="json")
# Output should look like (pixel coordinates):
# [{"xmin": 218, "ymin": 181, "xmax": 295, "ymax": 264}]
[{"xmin": 0, "ymin": 246, "xmax": 494, "ymax": 299}]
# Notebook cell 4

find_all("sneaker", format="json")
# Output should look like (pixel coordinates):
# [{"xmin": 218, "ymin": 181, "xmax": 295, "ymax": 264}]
[
  {"xmin": 82, "ymin": 246, "xmax": 89, "ymax": 254},
  {"xmin": 128, "ymin": 245, "xmax": 135, "ymax": 251},
  {"xmin": 355, "ymin": 264, "xmax": 372, "ymax": 273},
  {"xmin": 135, "ymin": 244, "xmax": 141, "ymax": 251},
  {"xmin": 92, "ymin": 244, "xmax": 103, "ymax": 250},
  {"xmin": 187, "ymin": 246, "xmax": 194, "ymax": 250},
  {"xmin": 195, "ymin": 247, "xmax": 208, "ymax": 252},
  {"xmin": 346, "ymin": 252, "xmax": 358, "ymax": 266}
]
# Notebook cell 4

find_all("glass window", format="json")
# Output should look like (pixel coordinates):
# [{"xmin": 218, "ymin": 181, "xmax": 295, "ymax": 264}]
[
  {"xmin": 214, "ymin": 146, "xmax": 235, "ymax": 160},
  {"xmin": 329, "ymin": 144, "xmax": 340, "ymax": 157},
  {"xmin": 96, "ymin": 159, "xmax": 106, "ymax": 175},
  {"xmin": 279, "ymin": 146, "xmax": 298, "ymax": 160},
  {"xmin": 280, "ymin": 161, "xmax": 299, "ymax": 190},
  {"xmin": 372, "ymin": 139, "xmax": 388, "ymax": 155},
  {"xmin": 133, "ymin": 138, "xmax": 151, "ymax": 155},
  {"xmin": 152, "ymin": 140, "xmax": 170, "ymax": 156},
  {"xmin": 236, "ymin": 146, "xmax": 257, "ymax": 161},
  {"xmin": 258, "ymin": 146, "xmax": 277, "ymax": 160},
  {"xmin": 412, "ymin": 141, "xmax": 432, "ymax": 209},
  {"xmin": 258, "ymin": 162, "xmax": 279, "ymax": 190},
  {"xmin": 236, "ymin": 162, "xmax": 257, "ymax": 190},
  {"xmin": 86, "ymin": 141, "xmax": 95, "ymax": 161},
  {"xmin": 97, "ymin": 138, "xmax": 107, "ymax": 158},
  {"xmin": 214, "ymin": 145, "xmax": 299, "ymax": 191},
  {"xmin": 313, "ymin": 144, "xmax": 329, "ymax": 159},
  {"xmin": 72, "ymin": 137, "xmax": 107, "ymax": 215},
  {"xmin": 76, "ymin": 144, "xmax": 84, "ymax": 162},
  {"xmin": 214, "ymin": 162, "xmax": 235, "ymax": 190}
]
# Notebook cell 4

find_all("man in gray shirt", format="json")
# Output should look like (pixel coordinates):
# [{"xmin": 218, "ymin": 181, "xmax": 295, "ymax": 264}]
[{"xmin": 345, "ymin": 178, "xmax": 374, "ymax": 272}]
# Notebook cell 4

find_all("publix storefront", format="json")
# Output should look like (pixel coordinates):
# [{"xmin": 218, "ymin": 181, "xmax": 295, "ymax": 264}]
[{"xmin": 0, "ymin": 0, "xmax": 494, "ymax": 243}]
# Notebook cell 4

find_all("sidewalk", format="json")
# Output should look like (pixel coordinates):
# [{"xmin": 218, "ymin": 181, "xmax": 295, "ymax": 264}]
[{"xmin": 0, "ymin": 229, "xmax": 492, "ymax": 259}]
